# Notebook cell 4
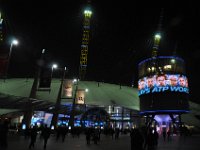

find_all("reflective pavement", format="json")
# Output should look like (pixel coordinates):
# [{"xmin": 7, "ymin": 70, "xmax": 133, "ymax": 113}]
[{"xmin": 3, "ymin": 133, "xmax": 200, "ymax": 150}]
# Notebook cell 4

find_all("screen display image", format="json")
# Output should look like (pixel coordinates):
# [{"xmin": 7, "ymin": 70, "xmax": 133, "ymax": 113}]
[
  {"xmin": 138, "ymin": 74, "xmax": 189, "ymax": 96},
  {"xmin": 138, "ymin": 74, "xmax": 189, "ymax": 113}
]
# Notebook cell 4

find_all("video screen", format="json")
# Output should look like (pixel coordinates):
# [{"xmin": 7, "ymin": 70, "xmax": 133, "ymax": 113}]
[{"xmin": 138, "ymin": 74, "xmax": 189, "ymax": 96}]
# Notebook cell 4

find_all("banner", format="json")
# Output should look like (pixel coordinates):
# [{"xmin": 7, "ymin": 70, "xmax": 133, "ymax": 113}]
[
  {"xmin": 62, "ymin": 79, "xmax": 73, "ymax": 98},
  {"xmin": 38, "ymin": 67, "xmax": 52, "ymax": 90},
  {"xmin": 75, "ymin": 89, "xmax": 85, "ymax": 104}
]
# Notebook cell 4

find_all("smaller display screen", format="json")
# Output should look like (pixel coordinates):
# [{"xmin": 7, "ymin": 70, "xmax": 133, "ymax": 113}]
[{"xmin": 138, "ymin": 74, "xmax": 189, "ymax": 96}]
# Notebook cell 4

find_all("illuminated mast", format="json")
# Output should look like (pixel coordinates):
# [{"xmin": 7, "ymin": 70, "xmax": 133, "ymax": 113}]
[
  {"xmin": 0, "ymin": 11, "xmax": 5, "ymax": 76},
  {"xmin": 151, "ymin": 9, "xmax": 164, "ymax": 58},
  {"xmin": 0, "ymin": 11, "xmax": 3, "ymax": 44},
  {"xmin": 79, "ymin": 1, "xmax": 92, "ymax": 80}
]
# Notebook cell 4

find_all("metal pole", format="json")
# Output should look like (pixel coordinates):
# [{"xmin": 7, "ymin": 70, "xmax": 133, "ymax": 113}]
[
  {"xmin": 121, "ymin": 107, "xmax": 124, "ymax": 130},
  {"xmin": 50, "ymin": 67, "xmax": 54, "ymax": 81},
  {"xmin": 69, "ymin": 85, "xmax": 78, "ymax": 128},
  {"xmin": 4, "ymin": 43, "xmax": 13, "ymax": 81},
  {"xmin": 51, "ymin": 67, "xmax": 66, "ymax": 128},
  {"xmin": 23, "ymin": 49, "xmax": 45, "ymax": 128}
]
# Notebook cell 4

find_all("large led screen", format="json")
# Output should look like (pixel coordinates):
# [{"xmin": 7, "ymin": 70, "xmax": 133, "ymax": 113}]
[
  {"xmin": 138, "ymin": 74, "xmax": 189, "ymax": 113},
  {"xmin": 138, "ymin": 74, "xmax": 189, "ymax": 96}
]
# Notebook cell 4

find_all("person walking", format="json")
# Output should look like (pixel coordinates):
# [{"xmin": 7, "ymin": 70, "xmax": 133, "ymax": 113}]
[
  {"xmin": 0, "ymin": 120, "xmax": 9, "ymax": 148},
  {"xmin": 153, "ymin": 129, "xmax": 159, "ymax": 149},
  {"xmin": 41, "ymin": 124, "xmax": 51, "ymax": 149},
  {"xmin": 167, "ymin": 129, "xmax": 171, "ymax": 142},
  {"xmin": 56, "ymin": 126, "xmax": 61, "ymax": 141},
  {"xmin": 162, "ymin": 130, "xmax": 166, "ymax": 142},
  {"xmin": 130, "ymin": 128, "xmax": 144, "ymax": 150},
  {"xmin": 115, "ymin": 128, "xmax": 120, "ymax": 139},
  {"xmin": 61, "ymin": 125, "xmax": 68, "ymax": 142},
  {"xmin": 29, "ymin": 125, "xmax": 38, "ymax": 149},
  {"xmin": 144, "ymin": 128, "xmax": 155, "ymax": 150},
  {"xmin": 85, "ymin": 128, "xmax": 92, "ymax": 145}
]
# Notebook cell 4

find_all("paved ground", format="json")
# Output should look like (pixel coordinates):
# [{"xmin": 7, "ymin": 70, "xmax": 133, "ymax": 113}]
[{"xmin": 2, "ymin": 133, "xmax": 200, "ymax": 150}]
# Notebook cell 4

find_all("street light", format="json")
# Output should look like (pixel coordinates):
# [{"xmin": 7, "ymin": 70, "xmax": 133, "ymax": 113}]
[
  {"xmin": 8, "ymin": 39, "xmax": 18, "ymax": 62},
  {"xmin": 51, "ymin": 63, "xmax": 58, "ymax": 79},
  {"xmin": 4, "ymin": 39, "xmax": 18, "ymax": 80},
  {"xmin": 52, "ymin": 64, "xmax": 58, "ymax": 69},
  {"xmin": 85, "ymin": 88, "xmax": 89, "ymax": 92}
]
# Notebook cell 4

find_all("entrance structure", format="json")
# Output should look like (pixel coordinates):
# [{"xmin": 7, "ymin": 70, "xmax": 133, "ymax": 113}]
[{"xmin": 0, "ymin": 79, "xmax": 140, "ymax": 129}]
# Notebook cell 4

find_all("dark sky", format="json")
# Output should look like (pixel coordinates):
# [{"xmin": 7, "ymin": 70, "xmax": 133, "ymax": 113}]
[{"xmin": 0, "ymin": 1, "xmax": 200, "ymax": 103}]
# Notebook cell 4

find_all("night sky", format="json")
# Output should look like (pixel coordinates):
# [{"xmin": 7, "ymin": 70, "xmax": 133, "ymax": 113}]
[{"xmin": 0, "ymin": 1, "xmax": 200, "ymax": 103}]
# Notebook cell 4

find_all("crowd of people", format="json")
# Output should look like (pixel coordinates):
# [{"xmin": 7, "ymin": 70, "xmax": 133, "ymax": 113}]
[
  {"xmin": 0, "ymin": 119, "xmax": 193, "ymax": 150},
  {"xmin": 130, "ymin": 127, "xmax": 158, "ymax": 150},
  {"xmin": 130, "ymin": 127, "xmax": 176, "ymax": 150},
  {"xmin": 22, "ymin": 124, "xmax": 123, "ymax": 149}
]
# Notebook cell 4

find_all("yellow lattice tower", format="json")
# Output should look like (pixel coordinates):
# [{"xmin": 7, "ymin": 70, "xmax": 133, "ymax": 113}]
[{"xmin": 79, "ymin": 8, "xmax": 92, "ymax": 80}]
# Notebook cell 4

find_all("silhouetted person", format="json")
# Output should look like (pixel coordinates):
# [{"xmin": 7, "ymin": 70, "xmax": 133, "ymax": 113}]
[
  {"xmin": 115, "ymin": 128, "xmax": 120, "ymax": 139},
  {"xmin": 153, "ymin": 130, "xmax": 159, "ymax": 147},
  {"xmin": 0, "ymin": 120, "xmax": 9, "ymax": 148},
  {"xmin": 162, "ymin": 130, "xmax": 166, "ymax": 141},
  {"xmin": 130, "ymin": 128, "xmax": 144, "ymax": 150},
  {"xmin": 130, "ymin": 128, "xmax": 135, "ymax": 150},
  {"xmin": 167, "ymin": 129, "xmax": 171, "ymax": 142},
  {"xmin": 85, "ymin": 128, "xmax": 92, "ymax": 145},
  {"xmin": 93, "ymin": 129, "xmax": 99, "ymax": 144},
  {"xmin": 29, "ymin": 125, "xmax": 38, "ymax": 149},
  {"xmin": 56, "ymin": 126, "xmax": 61, "ymax": 141},
  {"xmin": 41, "ymin": 125, "xmax": 51, "ymax": 149},
  {"xmin": 61, "ymin": 125, "xmax": 68, "ymax": 142},
  {"xmin": 39, "ymin": 124, "xmax": 45, "ymax": 139},
  {"xmin": 24, "ymin": 127, "xmax": 30, "ymax": 139},
  {"xmin": 97, "ymin": 128, "xmax": 101, "ymax": 141},
  {"xmin": 110, "ymin": 128, "xmax": 115, "ymax": 139},
  {"xmin": 144, "ymin": 128, "xmax": 155, "ymax": 150}
]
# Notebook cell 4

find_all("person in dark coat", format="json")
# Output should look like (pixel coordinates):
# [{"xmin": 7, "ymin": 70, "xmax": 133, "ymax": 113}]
[
  {"xmin": 41, "ymin": 124, "xmax": 51, "ymax": 149},
  {"xmin": 85, "ymin": 128, "xmax": 92, "ymax": 145},
  {"xmin": 56, "ymin": 126, "xmax": 61, "ymax": 141},
  {"xmin": 61, "ymin": 125, "xmax": 68, "ymax": 142},
  {"xmin": 162, "ymin": 130, "xmax": 166, "ymax": 141},
  {"xmin": 0, "ymin": 120, "xmax": 9, "ymax": 148},
  {"xmin": 153, "ymin": 130, "xmax": 159, "ymax": 146},
  {"xmin": 130, "ymin": 128, "xmax": 144, "ymax": 150},
  {"xmin": 29, "ymin": 125, "xmax": 38, "ymax": 149},
  {"xmin": 115, "ymin": 128, "xmax": 120, "ymax": 139},
  {"xmin": 110, "ymin": 128, "xmax": 115, "ymax": 139},
  {"xmin": 144, "ymin": 128, "xmax": 155, "ymax": 150},
  {"xmin": 167, "ymin": 129, "xmax": 171, "ymax": 141}
]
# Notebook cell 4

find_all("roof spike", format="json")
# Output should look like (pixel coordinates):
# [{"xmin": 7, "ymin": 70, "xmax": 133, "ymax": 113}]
[{"xmin": 151, "ymin": 8, "xmax": 164, "ymax": 58}]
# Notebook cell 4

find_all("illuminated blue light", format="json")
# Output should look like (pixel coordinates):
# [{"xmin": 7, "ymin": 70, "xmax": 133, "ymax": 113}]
[
  {"xmin": 22, "ymin": 124, "xmax": 26, "ymax": 130},
  {"xmin": 138, "ymin": 56, "xmax": 184, "ymax": 67},
  {"xmin": 154, "ymin": 115, "xmax": 171, "ymax": 122},
  {"xmin": 139, "ymin": 110, "xmax": 190, "ymax": 115},
  {"xmin": 138, "ymin": 86, "xmax": 189, "ymax": 96},
  {"xmin": 83, "ymin": 25, "xmax": 90, "ymax": 29}
]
